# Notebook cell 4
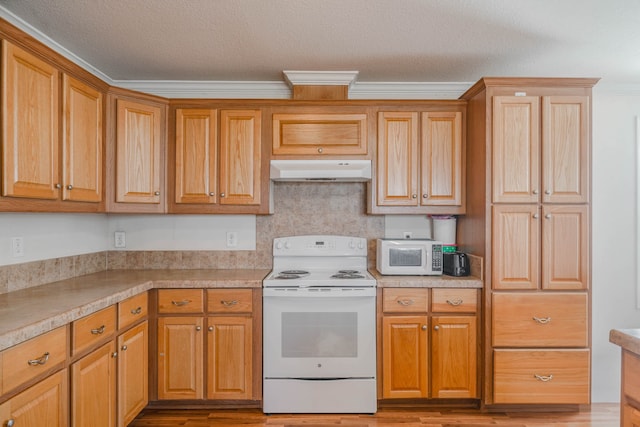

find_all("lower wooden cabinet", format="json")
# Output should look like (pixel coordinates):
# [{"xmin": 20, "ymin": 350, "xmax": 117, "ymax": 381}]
[
  {"xmin": 431, "ymin": 315, "xmax": 477, "ymax": 398},
  {"xmin": 207, "ymin": 316, "xmax": 252, "ymax": 399},
  {"xmin": 624, "ymin": 404, "xmax": 640, "ymax": 427},
  {"xmin": 380, "ymin": 288, "xmax": 479, "ymax": 400},
  {"xmin": 71, "ymin": 341, "xmax": 117, "ymax": 427},
  {"xmin": 117, "ymin": 321, "xmax": 148, "ymax": 427},
  {"xmin": 0, "ymin": 369, "xmax": 68, "ymax": 427},
  {"xmin": 157, "ymin": 316, "xmax": 204, "ymax": 400},
  {"xmin": 155, "ymin": 288, "xmax": 256, "ymax": 402}
]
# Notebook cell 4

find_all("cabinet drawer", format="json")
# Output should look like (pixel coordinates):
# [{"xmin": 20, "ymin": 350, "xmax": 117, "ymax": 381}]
[
  {"xmin": 432, "ymin": 288, "xmax": 477, "ymax": 313},
  {"xmin": 492, "ymin": 292, "xmax": 588, "ymax": 347},
  {"xmin": 207, "ymin": 289, "xmax": 253, "ymax": 313},
  {"xmin": 157, "ymin": 289, "xmax": 204, "ymax": 314},
  {"xmin": 493, "ymin": 349, "xmax": 590, "ymax": 404},
  {"xmin": 72, "ymin": 305, "xmax": 117, "ymax": 356},
  {"xmin": 383, "ymin": 288, "xmax": 429, "ymax": 313},
  {"xmin": 1, "ymin": 326, "xmax": 67, "ymax": 393},
  {"xmin": 118, "ymin": 292, "xmax": 148, "ymax": 330},
  {"xmin": 624, "ymin": 351, "xmax": 640, "ymax": 403}
]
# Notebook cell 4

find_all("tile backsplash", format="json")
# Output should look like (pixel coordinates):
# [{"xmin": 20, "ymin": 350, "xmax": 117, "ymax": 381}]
[{"xmin": 0, "ymin": 182, "xmax": 385, "ymax": 294}]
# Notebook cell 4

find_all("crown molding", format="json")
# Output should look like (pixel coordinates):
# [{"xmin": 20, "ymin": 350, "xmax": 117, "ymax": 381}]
[
  {"xmin": 349, "ymin": 82, "xmax": 472, "ymax": 99},
  {"xmin": 114, "ymin": 80, "xmax": 293, "ymax": 99},
  {"xmin": 283, "ymin": 70, "xmax": 359, "ymax": 87}
]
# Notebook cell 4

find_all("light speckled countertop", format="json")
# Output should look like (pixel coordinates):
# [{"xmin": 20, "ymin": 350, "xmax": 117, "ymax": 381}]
[
  {"xmin": 610, "ymin": 329, "xmax": 640, "ymax": 355},
  {"xmin": 0, "ymin": 266, "xmax": 483, "ymax": 352},
  {"xmin": 0, "ymin": 269, "xmax": 269, "ymax": 351}
]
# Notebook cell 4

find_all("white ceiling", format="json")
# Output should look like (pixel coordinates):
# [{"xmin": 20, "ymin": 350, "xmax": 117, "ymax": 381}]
[{"xmin": 1, "ymin": 0, "xmax": 639, "ymax": 94}]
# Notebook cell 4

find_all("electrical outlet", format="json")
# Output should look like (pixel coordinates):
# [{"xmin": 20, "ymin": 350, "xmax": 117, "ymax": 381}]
[
  {"xmin": 226, "ymin": 231, "xmax": 238, "ymax": 247},
  {"xmin": 403, "ymin": 231, "xmax": 413, "ymax": 239},
  {"xmin": 11, "ymin": 237, "xmax": 24, "ymax": 257},
  {"xmin": 114, "ymin": 231, "xmax": 126, "ymax": 248}
]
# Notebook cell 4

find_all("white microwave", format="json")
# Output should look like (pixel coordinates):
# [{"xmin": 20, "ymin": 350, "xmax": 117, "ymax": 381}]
[{"xmin": 376, "ymin": 239, "xmax": 443, "ymax": 275}]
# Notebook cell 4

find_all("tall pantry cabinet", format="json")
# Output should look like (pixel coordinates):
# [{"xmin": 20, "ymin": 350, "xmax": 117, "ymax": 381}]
[{"xmin": 459, "ymin": 78, "xmax": 598, "ymax": 407}]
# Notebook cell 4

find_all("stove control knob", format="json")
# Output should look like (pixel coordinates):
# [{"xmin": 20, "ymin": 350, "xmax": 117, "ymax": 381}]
[
  {"xmin": 349, "ymin": 240, "xmax": 356, "ymax": 249},
  {"xmin": 284, "ymin": 241, "xmax": 291, "ymax": 249},
  {"xmin": 358, "ymin": 241, "xmax": 365, "ymax": 250},
  {"xmin": 275, "ymin": 241, "xmax": 283, "ymax": 250}
]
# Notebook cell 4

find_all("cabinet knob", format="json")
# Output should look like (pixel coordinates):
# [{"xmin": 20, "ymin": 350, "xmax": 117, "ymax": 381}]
[
  {"xmin": 7, "ymin": 419, "xmax": 15, "ymax": 427},
  {"xmin": 54, "ymin": 183, "xmax": 61, "ymax": 189},
  {"xmin": 208, "ymin": 326, "xmax": 214, "ymax": 331},
  {"xmin": 545, "ymin": 190, "xmax": 551, "ymax": 195},
  {"xmin": 317, "ymin": 147, "xmax": 323, "ymax": 153},
  {"xmin": 532, "ymin": 189, "xmax": 539, "ymax": 195},
  {"xmin": 422, "ymin": 194, "xmax": 428, "ymax": 198},
  {"xmin": 111, "ymin": 352, "xmax": 118, "ymax": 358},
  {"xmin": 154, "ymin": 191, "xmax": 160, "ymax": 196},
  {"xmin": 220, "ymin": 192, "xmax": 225, "ymax": 197},
  {"xmin": 421, "ymin": 325, "xmax": 427, "ymax": 331},
  {"xmin": 434, "ymin": 325, "xmax": 440, "ymax": 331},
  {"xmin": 66, "ymin": 184, "xmax": 73, "ymax": 190},
  {"xmin": 209, "ymin": 192, "xmax": 215, "ymax": 196},
  {"xmin": 412, "ymin": 194, "xmax": 417, "ymax": 199},
  {"xmin": 121, "ymin": 345, "xmax": 128, "ymax": 351},
  {"xmin": 195, "ymin": 326, "xmax": 201, "ymax": 331},
  {"xmin": 545, "ymin": 214, "xmax": 552, "ymax": 219},
  {"xmin": 533, "ymin": 214, "xmax": 539, "ymax": 219}
]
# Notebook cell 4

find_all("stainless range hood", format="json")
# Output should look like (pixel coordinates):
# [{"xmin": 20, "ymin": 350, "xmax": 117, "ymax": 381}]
[{"xmin": 270, "ymin": 159, "xmax": 372, "ymax": 182}]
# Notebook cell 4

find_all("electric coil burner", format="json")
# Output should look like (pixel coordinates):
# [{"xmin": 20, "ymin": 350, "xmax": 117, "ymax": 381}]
[{"xmin": 262, "ymin": 235, "xmax": 377, "ymax": 414}]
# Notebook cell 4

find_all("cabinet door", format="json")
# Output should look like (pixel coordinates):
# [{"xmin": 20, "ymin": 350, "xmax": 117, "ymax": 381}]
[
  {"xmin": 492, "ymin": 205, "xmax": 540, "ymax": 289},
  {"xmin": 117, "ymin": 321, "xmax": 148, "ymax": 427},
  {"xmin": 542, "ymin": 96, "xmax": 589, "ymax": 204},
  {"xmin": 157, "ymin": 316, "xmax": 203, "ymax": 400},
  {"xmin": 431, "ymin": 316, "xmax": 477, "ymax": 398},
  {"xmin": 382, "ymin": 315, "xmax": 428, "ymax": 398},
  {"xmin": 62, "ymin": 75, "xmax": 103, "ymax": 202},
  {"xmin": 624, "ymin": 404, "xmax": 640, "ymax": 427},
  {"xmin": 207, "ymin": 316, "xmax": 252, "ymax": 399},
  {"xmin": 542, "ymin": 205, "xmax": 589, "ymax": 290},
  {"xmin": 2, "ymin": 40, "xmax": 60, "ymax": 199},
  {"xmin": 71, "ymin": 341, "xmax": 116, "ymax": 427},
  {"xmin": 219, "ymin": 110, "xmax": 261, "ymax": 205},
  {"xmin": 421, "ymin": 111, "xmax": 463, "ymax": 206},
  {"xmin": 116, "ymin": 99, "xmax": 162, "ymax": 204},
  {"xmin": 376, "ymin": 112, "xmax": 419, "ymax": 206},
  {"xmin": 0, "ymin": 369, "xmax": 68, "ymax": 427},
  {"xmin": 492, "ymin": 96, "xmax": 540, "ymax": 203},
  {"xmin": 175, "ymin": 109, "xmax": 217, "ymax": 204}
]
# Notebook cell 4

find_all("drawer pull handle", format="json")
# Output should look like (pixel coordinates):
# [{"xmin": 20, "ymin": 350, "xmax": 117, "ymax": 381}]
[
  {"xmin": 533, "ymin": 316, "xmax": 552, "ymax": 324},
  {"xmin": 131, "ymin": 306, "xmax": 142, "ymax": 315},
  {"xmin": 397, "ymin": 299, "xmax": 414, "ymax": 306},
  {"xmin": 221, "ymin": 300, "xmax": 238, "ymax": 307},
  {"xmin": 446, "ymin": 298, "xmax": 463, "ymax": 306},
  {"xmin": 7, "ymin": 419, "xmax": 15, "ymax": 427},
  {"xmin": 171, "ymin": 299, "xmax": 192, "ymax": 307},
  {"xmin": 27, "ymin": 352, "xmax": 50, "ymax": 366},
  {"xmin": 91, "ymin": 325, "xmax": 106, "ymax": 335},
  {"xmin": 534, "ymin": 374, "xmax": 553, "ymax": 382}
]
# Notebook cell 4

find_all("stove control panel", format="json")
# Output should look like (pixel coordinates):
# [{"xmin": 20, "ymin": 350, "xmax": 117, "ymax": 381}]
[{"xmin": 273, "ymin": 235, "xmax": 367, "ymax": 257}]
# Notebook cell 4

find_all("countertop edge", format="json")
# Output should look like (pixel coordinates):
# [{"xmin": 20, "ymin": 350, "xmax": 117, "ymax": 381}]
[{"xmin": 610, "ymin": 328, "xmax": 640, "ymax": 356}]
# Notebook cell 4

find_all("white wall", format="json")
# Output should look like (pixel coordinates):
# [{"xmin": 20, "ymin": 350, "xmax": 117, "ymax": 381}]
[
  {"xmin": 591, "ymin": 88, "xmax": 640, "ymax": 402},
  {"xmin": 0, "ymin": 213, "xmax": 108, "ymax": 266}
]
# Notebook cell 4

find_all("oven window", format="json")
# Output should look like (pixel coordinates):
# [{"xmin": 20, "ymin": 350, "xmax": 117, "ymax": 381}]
[{"xmin": 281, "ymin": 312, "xmax": 357, "ymax": 358}]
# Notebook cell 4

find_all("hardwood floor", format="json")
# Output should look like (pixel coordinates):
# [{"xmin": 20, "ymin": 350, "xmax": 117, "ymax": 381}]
[{"xmin": 129, "ymin": 403, "xmax": 620, "ymax": 426}]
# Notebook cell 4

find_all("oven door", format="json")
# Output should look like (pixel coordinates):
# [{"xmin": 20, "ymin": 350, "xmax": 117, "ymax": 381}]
[{"xmin": 263, "ymin": 287, "xmax": 376, "ymax": 379}]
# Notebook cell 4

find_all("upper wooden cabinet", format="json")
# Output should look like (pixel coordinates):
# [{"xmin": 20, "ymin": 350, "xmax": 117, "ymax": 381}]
[
  {"xmin": 107, "ymin": 91, "xmax": 167, "ymax": 213},
  {"xmin": 493, "ymin": 95, "xmax": 589, "ymax": 204},
  {"xmin": 169, "ymin": 108, "xmax": 267, "ymax": 213},
  {"xmin": 1, "ymin": 41, "xmax": 105, "ymax": 212},
  {"xmin": 2, "ymin": 40, "xmax": 60, "ymax": 200},
  {"xmin": 63, "ymin": 74, "xmax": 103, "ymax": 203},
  {"xmin": 371, "ymin": 109, "xmax": 465, "ymax": 214},
  {"xmin": 272, "ymin": 112, "xmax": 368, "ymax": 156}
]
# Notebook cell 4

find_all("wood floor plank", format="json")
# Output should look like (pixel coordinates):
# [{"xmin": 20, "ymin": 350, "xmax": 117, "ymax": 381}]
[{"xmin": 128, "ymin": 404, "xmax": 620, "ymax": 426}]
